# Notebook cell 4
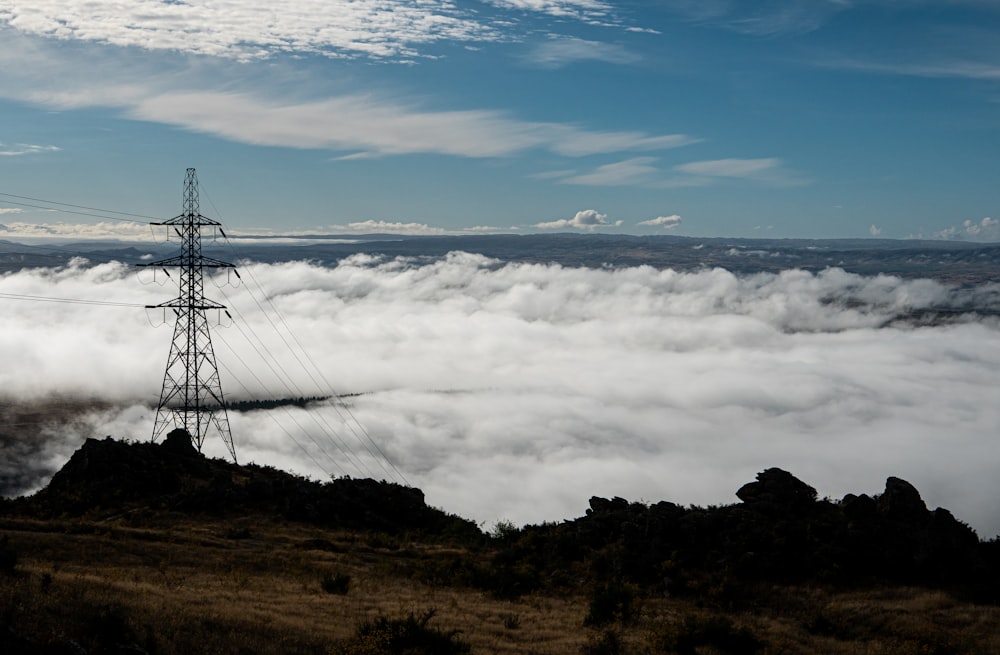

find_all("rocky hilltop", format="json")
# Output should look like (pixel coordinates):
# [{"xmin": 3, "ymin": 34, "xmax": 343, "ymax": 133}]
[{"xmin": 6, "ymin": 429, "xmax": 478, "ymax": 539}]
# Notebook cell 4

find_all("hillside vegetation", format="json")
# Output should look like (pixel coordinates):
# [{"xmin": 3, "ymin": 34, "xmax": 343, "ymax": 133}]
[{"xmin": 2, "ymin": 430, "xmax": 999, "ymax": 654}]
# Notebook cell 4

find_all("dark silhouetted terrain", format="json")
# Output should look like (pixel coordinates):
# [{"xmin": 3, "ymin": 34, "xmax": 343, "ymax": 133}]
[{"xmin": 3, "ymin": 433, "xmax": 1000, "ymax": 654}]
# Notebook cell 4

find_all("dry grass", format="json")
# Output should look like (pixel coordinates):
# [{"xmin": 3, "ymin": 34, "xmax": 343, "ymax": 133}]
[{"xmin": 2, "ymin": 515, "xmax": 999, "ymax": 654}]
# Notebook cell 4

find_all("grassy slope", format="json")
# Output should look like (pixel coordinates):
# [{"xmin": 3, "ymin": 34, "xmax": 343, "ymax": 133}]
[{"xmin": 2, "ymin": 513, "xmax": 1000, "ymax": 655}]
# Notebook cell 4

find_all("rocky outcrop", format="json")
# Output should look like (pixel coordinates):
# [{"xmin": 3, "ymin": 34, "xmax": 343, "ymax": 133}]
[
  {"xmin": 736, "ymin": 467, "xmax": 818, "ymax": 513},
  {"xmin": 495, "ymin": 468, "xmax": 989, "ymax": 598},
  {"xmin": 8, "ymin": 433, "xmax": 478, "ymax": 541}
]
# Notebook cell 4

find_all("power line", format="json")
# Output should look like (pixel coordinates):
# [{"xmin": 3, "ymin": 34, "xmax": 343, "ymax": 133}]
[
  {"xmin": 201, "ymin": 180, "xmax": 409, "ymax": 485},
  {"xmin": 0, "ymin": 191, "xmax": 161, "ymax": 223},
  {"xmin": 215, "ymin": 355, "xmax": 344, "ymax": 478},
  {"xmin": 0, "ymin": 291, "xmax": 145, "ymax": 307},
  {"xmin": 218, "ymin": 297, "xmax": 382, "ymax": 479}
]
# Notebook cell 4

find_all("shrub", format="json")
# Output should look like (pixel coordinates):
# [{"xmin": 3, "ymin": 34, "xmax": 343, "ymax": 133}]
[
  {"xmin": 334, "ymin": 609, "xmax": 470, "ymax": 655},
  {"xmin": 321, "ymin": 571, "xmax": 351, "ymax": 595},
  {"xmin": 500, "ymin": 612, "xmax": 521, "ymax": 630},
  {"xmin": 489, "ymin": 520, "xmax": 520, "ymax": 541},
  {"xmin": 584, "ymin": 583, "xmax": 635, "ymax": 627}
]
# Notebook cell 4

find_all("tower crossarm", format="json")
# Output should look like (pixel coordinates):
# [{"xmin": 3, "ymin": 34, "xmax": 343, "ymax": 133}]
[
  {"xmin": 153, "ymin": 214, "xmax": 223, "ymax": 227},
  {"xmin": 145, "ymin": 298, "xmax": 228, "ymax": 311},
  {"xmin": 138, "ymin": 256, "xmax": 235, "ymax": 269}
]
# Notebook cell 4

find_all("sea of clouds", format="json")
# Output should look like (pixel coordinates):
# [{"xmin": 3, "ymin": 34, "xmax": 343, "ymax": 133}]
[{"xmin": 2, "ymin": 252, "xmax": 1000, "ymax": 537}]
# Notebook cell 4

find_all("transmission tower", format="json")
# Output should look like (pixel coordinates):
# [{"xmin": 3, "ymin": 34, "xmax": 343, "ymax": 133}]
[{"xmin": 141, "ymin": 168, "xmax": 237, "ymax": 460}]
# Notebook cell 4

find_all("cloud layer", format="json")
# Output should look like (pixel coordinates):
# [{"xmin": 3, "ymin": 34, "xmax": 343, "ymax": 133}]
[
  {"xmin": 0, "ymin": 29, "xmax": 694, "ymax": 161},
  {"xmin": 3, "ymin": 254, "xmax": 1000, "ymax": 538},
  {"xmin": 0, "ymin": 0, "xmax": 497, "ymax": 61}
]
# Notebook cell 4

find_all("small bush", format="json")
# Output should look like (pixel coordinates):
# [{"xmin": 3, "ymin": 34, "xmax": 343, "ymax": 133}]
[
  {"xmin": 489, "ymin": 520, "xmax": 520, "ymax": 541},
  {"xmin": 500, "ymin": 612, "xmax": 521, "ymax": 630},
  {"xmin": 334, "ymin": 609, "xmax": 470, "ymax": 655},
  {"xmin": 584, "ymin": 583, "xmax": 635, "ymax": 627},
  {"xmin": 321, "ymin": 571, "xmax": 351, "ymax": 595}
]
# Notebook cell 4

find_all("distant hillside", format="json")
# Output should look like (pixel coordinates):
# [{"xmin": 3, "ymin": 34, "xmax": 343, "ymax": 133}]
[{"xmin": 3, "ymin": 233, "xmax": 999, "ymax": 283}]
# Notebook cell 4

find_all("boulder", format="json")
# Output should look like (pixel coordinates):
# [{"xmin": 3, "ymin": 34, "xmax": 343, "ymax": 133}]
[
  {"xmin": 736, "ymin": 468, "xmax": 817, "ymax": 509},
  {"xmin": 877, "ymin": 477, "xmax": 927, "ymax": 523},
  {"xmin": 161, "ymin": 428, "xmax": 199, "ymax": 457}
]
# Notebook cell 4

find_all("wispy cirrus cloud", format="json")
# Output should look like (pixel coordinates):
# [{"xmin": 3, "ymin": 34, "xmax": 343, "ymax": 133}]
[
  {"xmin": 128, "ymin": 89, "xmax": 698, "ymax": 159},
  {"xmin": 0, "ymin": 143, "xmax": 60, "ymax": 156},
  {"xmin": 551, "ymin": 156, "xmax": 805, "ymax": 188},
  {"xmin": 526, "ymin": 36, "xmax": 641, "ymax": 69},
  {"xmin": 659, "ymin": 0, "xmax": 849, "ymax": 36},
  {"xmin": 557, "ymin": 157, "xmax": 661, "ymax": 186},
  {"xmin": 675, "ymin": 157, "xmax": 781, "ymax": 177},
  {"xmin": 822, "ymin": 57, "xmax": 1000, "ymax": 81},
  {"xmin": 0, "ymin": 33, "xmax": 695, "ymax": 161},
  {"xmin": 668, "ymin": 157, "xmax": 807, "ymax": 187}
]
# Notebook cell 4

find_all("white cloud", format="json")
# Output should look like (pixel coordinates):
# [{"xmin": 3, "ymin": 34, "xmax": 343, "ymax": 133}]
[
  {"xmin": 527, "ymin": 36, "xmax": 640, "ymax": 69},
  {"xmin": 0, "ymin": 220, "xmax": 154, "ymax": 240},
  {"xmin": 549, "ymin": 133, "xmax": 698, "ymax": 158},
  {"xmin": 660, "ymin": 1, "xmax": 856, "ymax": 36},
  {"xmin": 934, "ymin": 217, "xmax": 1000, "ymax": 242},
  {"xmin": 0, "ymin": 0, "xmax": 499, "ymax": 62},
  {"xmin": 669, "ymin": 157, "xmax": 807, "ymax": 187},
  {"xmin": 4, "ymin": 256, "xmax": 1000, "ymax": 539},
  {"xmin": 675, "ymin": 157, "xmax": 780, "ymax": 177},
  {"xmin": 870, "ymin": 224, "xmax": 882, "ymax": 237},
  {"xmin": 639, "ymin": 214, "xmax": 682, "ymax": 229},
  {"xmin": 335, "ymin": 220, "xmax": 448, "ymax": 235},
  {"xmin": 534, "ymin": 208, "xmax": 620, "ymax": 230},
  {"xmin": 0, "ymin": 33, "xmax": 696, "ymax": 161},
  {"xmin": 0, "ymin": 208, "xmax": 24, "ymax": 215},
  {"xmin": 822, "ymin": 57, "xmax": 1000, "ymax": 82},
  {"xmin": 551, "ymin": 157, "xmax": 802, "ymax": 189},
  {"xmin": 0, "ymin": 143, "xmax": 60, "ymax": 156},
  {"xmin": 485, "ymin": 0, "xmax": 616, "ymax": 23},
  {"xmin": 557, "ymin": 157, "xmax": 661, "ymax": 186}
]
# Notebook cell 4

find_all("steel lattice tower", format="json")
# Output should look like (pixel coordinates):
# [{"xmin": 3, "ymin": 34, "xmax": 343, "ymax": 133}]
[{"xmin": 142, "ymin": 168, "xmax": 237, "ymax": 460}]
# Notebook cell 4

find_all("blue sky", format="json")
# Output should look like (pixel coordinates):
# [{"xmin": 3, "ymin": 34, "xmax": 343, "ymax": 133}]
[{"xmin": 0, "ymin": 0, "xmax": 998, "ymax": 239}]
